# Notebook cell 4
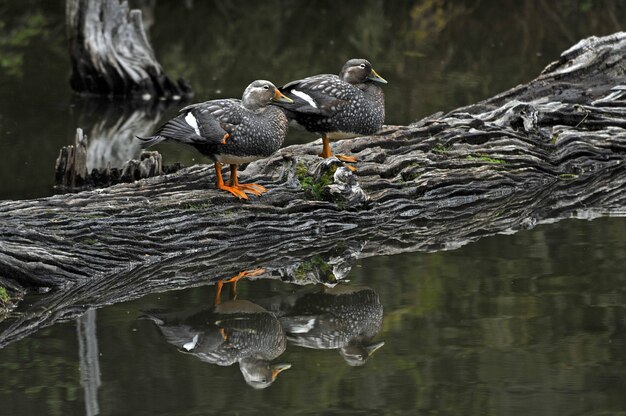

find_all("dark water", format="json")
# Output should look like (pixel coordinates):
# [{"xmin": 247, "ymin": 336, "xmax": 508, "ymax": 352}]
[
  {"xmin": 2, "ymin": 217, "xmax": 626, "ymax": 416},
  {"xmin": 1, "ymin": 1, "xmax": 626, "ymax": 415}
]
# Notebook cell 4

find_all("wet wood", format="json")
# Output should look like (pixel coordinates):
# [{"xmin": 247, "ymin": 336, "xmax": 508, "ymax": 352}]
[
  {"xmin": 55, "ymin": 128, "xmax": 89, "ymax": 188},
  {"xmin": 1, "ymin": 32, "xmax": 626, "ymax": 346},
  {"xmin": 67, "ymin": 0, "xmax": 193, "ymax": 100},
  {"xmin": 55, "ymin": 128, "xmax": 183, "ymax": 190}
]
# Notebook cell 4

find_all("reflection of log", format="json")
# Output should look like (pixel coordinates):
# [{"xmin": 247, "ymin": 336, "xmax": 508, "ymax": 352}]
[
  {"xmin": 0, "ymin": 242, "xmax": 365, "ymax": 348},
  {"xmin": 67, "ymin": 0, "xmax": 192, "ymax": 100},
  {"xmin": 1, "ymin": 33, "xmax": 626, "ymax": 345}
]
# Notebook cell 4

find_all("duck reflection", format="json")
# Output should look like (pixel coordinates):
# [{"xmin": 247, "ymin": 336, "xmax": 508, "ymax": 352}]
[
  {"xmin": 142, "ymin": 272, "xmax": 291, "ymax": 389},
  {"xmin": 277, "ymin": 285, "xmax": 384, "ymax": 366}
]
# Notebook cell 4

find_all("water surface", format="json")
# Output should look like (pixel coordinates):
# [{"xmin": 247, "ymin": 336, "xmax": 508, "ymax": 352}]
[{"xmin": 2, "ymin": 218, "xmax": 626, "ymax": 415}]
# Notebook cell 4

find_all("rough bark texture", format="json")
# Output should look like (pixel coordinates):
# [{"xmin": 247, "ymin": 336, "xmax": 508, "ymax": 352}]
[
  {"xmin": 55, "ymin": 128, "xmax": 89, "ymax": 188},
  {"xmin": 67, "ymin": 0, "xmax": 192, "ymax": 100},
  {"xmin": 1, "ymin": 33, "xmax": 626, "ymax": 347}
]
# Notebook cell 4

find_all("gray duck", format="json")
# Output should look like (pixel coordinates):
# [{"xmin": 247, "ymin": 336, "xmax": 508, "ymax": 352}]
[
  {"xmin": 277, "ymin": 59, "xmax": 387, "ymax": 163},
  {"xmin": 278, "ymin": 284, "xmax": 384, "ymax": 366},
  {"xmin": 142, "ymin": 297, "xmax": 290, "ymax": 389},
  {"xmin": 138, "ymin": 80, "xmax": 293, "ymax": 200}
]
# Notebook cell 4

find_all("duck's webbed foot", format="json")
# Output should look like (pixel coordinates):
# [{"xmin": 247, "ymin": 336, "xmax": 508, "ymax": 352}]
[
  {"xmin": 235, "ymin": 183, "xmax": 268, "ymax": 196},
  {"xmin": 335, "ymin": 154, "xmax": 358, "ymax": 163},
  {"xmin": 217, "ymin": 182, "xmax": 249, "ymax": 199}
]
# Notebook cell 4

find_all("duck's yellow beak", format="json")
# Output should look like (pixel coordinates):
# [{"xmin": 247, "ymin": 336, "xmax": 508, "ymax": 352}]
[
  {"xmin": 366, "ymin": 341, "xmax": 385, "ymax": 356},
  {"xmin": 273, "ymin": 89, "xmax": 294, "ymax": 103},
  {"xmin": 271, "ymin": 363, "xmax": 292, "ymax": 380},
  {"xmin": 368, "ymin": 69, "xmax": 387, "ymax": 84}
]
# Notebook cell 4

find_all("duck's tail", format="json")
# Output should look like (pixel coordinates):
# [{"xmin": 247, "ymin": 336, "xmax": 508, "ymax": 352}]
[
  {"xmin": 137, "ymin": 112, "xmax": 224, "ymax": 148},
  {"xmin": 135, "ymin": 135, "xmax": 167, "ymax": 148},
  {"xmin": 136, "ymin": 114, "xmax": 196, "ymax": 147}
]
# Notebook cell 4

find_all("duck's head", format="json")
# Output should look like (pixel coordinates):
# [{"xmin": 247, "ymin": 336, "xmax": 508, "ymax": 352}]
[
  {"xmin": 239, "ymin": 358, "xmax": 292, "ymax": 389},
  {"xmin": 242, "ymin": 80, "xmax": 293, "ymax": 111},
  {"xmin": 339, "ymin": 341, "xmax": 385, "ymax": 366},
  {"xmin": 339, "ymin": 59, "xmax": 387, "ymax": 85}
]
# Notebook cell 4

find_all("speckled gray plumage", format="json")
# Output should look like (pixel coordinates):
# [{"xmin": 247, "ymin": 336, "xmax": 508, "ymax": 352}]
[
  {"xmin": 279, "ymin": 61, "xmax": 386, "ymax": 135},
  {"xmin": 138, "ymin": 81, "xmax": 289, "ymax": 165},
  {"xmin": 194, "ymin": 307, "xmax": 286, "ymax": 366},
  {"xmin": 279, "ymin": 286, "xmax": 383, "ymax": 350},
  {"xmin": 143, "ymin": 300, "xmax": 287, "ymax": 366},
  {"xmin": 184, "ymin": 99, "xmax": 289, "ymax": 163}
]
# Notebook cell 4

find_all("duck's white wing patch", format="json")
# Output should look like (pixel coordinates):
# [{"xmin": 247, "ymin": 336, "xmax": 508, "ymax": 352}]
[
  {"xmin": 184, "ymin": 112, "xmax": 201, "ymax": 136},
  {"xmin": 183, "ymin": 333, "xmax": 199, "ymax": 351},
  {"xmin": 291, "ymin": 89, "xmax": 318, "ymax": 109},
  {"xmin": 288, "ymin": 318, "xmax": 316, "ymax": 333}
]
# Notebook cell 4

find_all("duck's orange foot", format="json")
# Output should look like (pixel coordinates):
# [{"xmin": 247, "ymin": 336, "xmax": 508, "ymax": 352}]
[
  {"xmin": 220, "ymin": 133, "xmax": 231, "ymax": 145},
  {"xmin": 219, "ymin": 327, "xmax": 229, "ymax": 341},
  {"xmin": 226, "ymin": 268, "xmax": 267, "ymax": 284},
  {"xmin": 217, "ymin": 183, "xmax": 248, "ymax": 200},
  {"xmin": 345, "ymin": 164, "xmax": 357, "ymax": 172},
  {"xmin": 335, "ymin": 154, "xmax": 358, "ymax": 163},
  {"xmin": 236, "ymin": 183, "xmax": 268, "ymax": 196}
]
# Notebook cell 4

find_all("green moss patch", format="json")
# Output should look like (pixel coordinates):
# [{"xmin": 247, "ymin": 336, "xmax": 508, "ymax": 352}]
[
  {"xmin": 465, "ymin": 154, "xmax": 506, "ymax": 164},
  {"xmin": 294, "ymin": 255, "xmax": 336, "ymax": 284},
  {"xmin": 0, "ymin": 287, "xmax": 9, "ymax": 305},
  {"xmin": 296, "ymin": 163, "xmax": 337, "ymax": 200},
  {"xmin": 431, "ymin": 144, "xmax": 451, "ymax": 154},
  {"xmin": 558, "ymin": 173, "xmax": 578, "ymax": 180}
]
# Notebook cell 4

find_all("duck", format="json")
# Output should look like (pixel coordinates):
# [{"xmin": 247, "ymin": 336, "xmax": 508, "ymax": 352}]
[
  {"xmin": 141, "ymin": 273, "xmax": 290, "ymax": 389},
  {"xmin": 137, "ymin": 80, "xmax": 293, "ymax": 200},
  {"xmin": 142, "ymin": 300, "xmax": 291, "ymax": 389},
  {"xmin": 277, "ymin": 284, "xmax": 384, "ymax": 366},
  {"xmin": 277, "ymin": 59, "xmax": 387, "ymax": 163}
]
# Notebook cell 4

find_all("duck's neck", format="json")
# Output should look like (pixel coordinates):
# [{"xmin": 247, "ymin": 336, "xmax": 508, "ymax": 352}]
[
  {"xmin": 356, "ymin": 82, "xmax": 384, "ymax": 104},
  {"xmin": 242, "ymin": 102, "xmax": 268, "ymax": 113},
  {"xmin": 241, "ymin": 90, "xmax": 269, "ymax": 113},
  {"xmin": 252, "ymin": 106, "xmax": 268, "ymax": 114}
]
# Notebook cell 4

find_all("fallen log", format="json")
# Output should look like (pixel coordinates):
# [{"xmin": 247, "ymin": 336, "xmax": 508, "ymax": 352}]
[
  {"xmin": 1, "ymin": 32, "xmax": 626, "ymax": 346},
  {"xmin": 67, "ymin": 0, "xmax": 192, "ymax": 100}
]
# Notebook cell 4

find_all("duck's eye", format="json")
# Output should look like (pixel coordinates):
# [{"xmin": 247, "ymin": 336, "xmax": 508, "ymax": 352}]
[
  {"xmin": 263, "ymin": 85, "xmax": 270, "ymax": 90},
  {"xmin": 359, "ymin": 63, "xmax": 366, "ymax": 69}
]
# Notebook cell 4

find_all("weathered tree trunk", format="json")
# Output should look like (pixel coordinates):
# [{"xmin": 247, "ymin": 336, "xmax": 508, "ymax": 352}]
[
  {"xmin": 1, "ymin": 33, "xmax": 625, "ymax": 347},
  {"xmin": 67, "ymin": 0, "xmax": 192, "ymax": 100}
]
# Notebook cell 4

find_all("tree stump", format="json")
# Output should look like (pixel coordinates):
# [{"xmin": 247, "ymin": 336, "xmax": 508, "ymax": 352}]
[
  {"xmin": 55, "ymin": 128, "xmax": 89, "ymax": 188},
  {"xmin": 67, "ymin": 0, "xmax": 193, "ymax": 100},
  {"xmin": 55, "ymin": 128, "xmax": 182, "ymax": 190}
]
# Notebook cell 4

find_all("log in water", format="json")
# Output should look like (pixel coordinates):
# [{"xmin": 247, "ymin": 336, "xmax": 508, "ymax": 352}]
[{"xmin": 0, "ymin": 32, "xmax": 625, "ymax": 347}]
